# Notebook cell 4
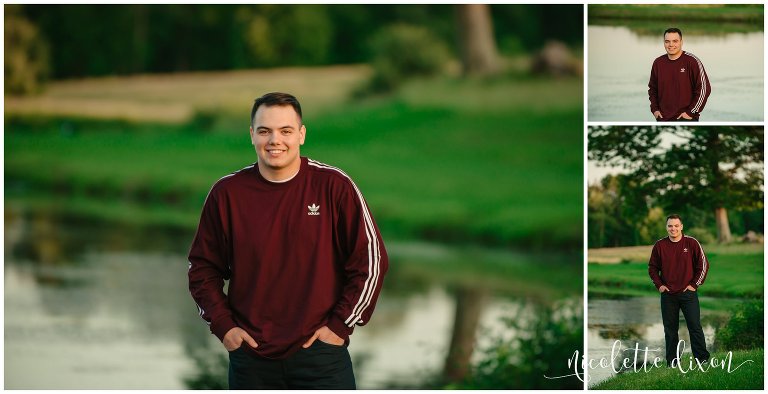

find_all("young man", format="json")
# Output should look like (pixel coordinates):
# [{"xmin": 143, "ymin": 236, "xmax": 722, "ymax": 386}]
[
  {"xmin": 188, "ymin": 92, "xmax": 388, "ymax": 389},
  {"xmin": 648, "ymin": 214, "xmax": 710, "ymax": 366},
  {"xmin": 648, "ymin": 28, "xmax": 711, "ymax": 121}
]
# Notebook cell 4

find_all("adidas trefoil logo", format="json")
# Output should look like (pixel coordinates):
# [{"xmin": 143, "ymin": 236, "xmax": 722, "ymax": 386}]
[
  {"xmin": 308, "ymin": 203, "xmax": 320, "ymax": 216},
  {"xmin": 683, "ymin": 248, "xmax": 688, "ymax": 253},
  {"xmin": 680, "ymin": 68, "xmax": 686, "ymax": 73}
]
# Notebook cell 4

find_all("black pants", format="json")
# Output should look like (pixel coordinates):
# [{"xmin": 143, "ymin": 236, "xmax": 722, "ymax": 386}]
[
  {"xmin": 228, "ymin": 341, "xmax": 356, "ymax": 389},
  {"xmin": 660, "ymin": 291, "xmax": 710, "ymax": 365}
]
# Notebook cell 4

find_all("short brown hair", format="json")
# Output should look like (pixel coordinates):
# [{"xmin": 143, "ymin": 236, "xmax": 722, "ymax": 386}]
[
  {"xmin": 666, "ymin": 213, "xmax": 682, "ymax": 223},
  {"xmin": 250, "ymin": 92, "xmax": 303, "ymax": 128},
  {"xmin": 664, "ymin": 27, "xmax": 682, "ymax": 38}
]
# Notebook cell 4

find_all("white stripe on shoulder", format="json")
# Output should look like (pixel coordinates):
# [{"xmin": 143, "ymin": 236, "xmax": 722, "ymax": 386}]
[
  {"xmin": 202, "ymin": 164, "xmax": 255, "ymax": 203},
  {"xmin": 307, "ymin": 159, "xmax": 382, "ymax": 327}
]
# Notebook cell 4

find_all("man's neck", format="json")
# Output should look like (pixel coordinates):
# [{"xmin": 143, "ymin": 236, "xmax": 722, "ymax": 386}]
[
  {"xmin": 667, "ymin": 51, "xmax": 683, "ymax": 60},
  {"xmin": 668, "ymin": 234, "xmax": 683, "ymax": 242},
  {"xmin": 258, "ymin": 162, "xmax": 301, "ymax": 183}
]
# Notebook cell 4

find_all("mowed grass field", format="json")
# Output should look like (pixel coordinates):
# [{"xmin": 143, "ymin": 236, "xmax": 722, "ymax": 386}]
[
  {"xmin": 588, "ymin": 243, "xmax": 764, "ymax": 303},
  {"xmin": 591, "ymin": 349, "xmax": 764, "ymax": 390},
  {"xmin": 6, "ymin": 66, "xmax": 583, "ymax": 250},
  {"xmin": 588, "ymin": 3, "xmax": 764, "ymax": 23}
]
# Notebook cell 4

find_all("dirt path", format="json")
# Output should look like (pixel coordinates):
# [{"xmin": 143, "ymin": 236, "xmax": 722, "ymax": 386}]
[{"xmin": 6, "ymin": 65, "xmax": 370, "ymax": 123}]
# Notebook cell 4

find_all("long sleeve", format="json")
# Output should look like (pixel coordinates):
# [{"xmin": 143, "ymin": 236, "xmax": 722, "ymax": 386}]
[
  {"xmin": 188, "ymin": 189, "xmax": 237, "ymax": 341},
  {"xmin": 689, "ymin": 238, "xmax": 709, "ymax": 289},
  {"xmin": 325, "ymin": 180, "xmax": 388, "ymax": 341},
  {"xmin": 686, "ymin": 53, "xmax": 711, "ymax": 116},
  {"xmin": 648, "ymin": 243, "xmax": 664, "ymax": 289},
  {"xmin": 648, "ymin": 61, "xmax": 660, "ymax": 114}
]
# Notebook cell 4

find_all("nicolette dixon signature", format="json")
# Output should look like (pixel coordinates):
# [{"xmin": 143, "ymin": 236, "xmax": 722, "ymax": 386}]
[{"xmin": 545, "ymin": 340, "xmax": 754, "ymax": 383}]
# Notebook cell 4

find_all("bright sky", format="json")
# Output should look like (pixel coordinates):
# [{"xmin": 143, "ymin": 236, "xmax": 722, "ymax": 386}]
[{"xmin": 587, "ymin": 129, "xmax": 690, "ymax": 184}]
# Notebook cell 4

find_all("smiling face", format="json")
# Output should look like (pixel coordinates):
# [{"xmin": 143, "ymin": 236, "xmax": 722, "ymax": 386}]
[
  {"xmin": 666, "ymin": 218, "xmax": 683, "ymax": 241},
  {"xmin": 664, "ymin": 32, "xmax": 683, "ymax": 59},
  {"xmin": 250, "ymin": 104, "xmax": 306, "ymax": 181}
]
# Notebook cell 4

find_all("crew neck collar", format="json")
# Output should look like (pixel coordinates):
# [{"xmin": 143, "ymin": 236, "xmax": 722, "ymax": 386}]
[
  {"xmin": 253, "ymin": 157, "xmax": 307, "ymax": 185},
  {"xmin": 666, "ymin": 51, "xmax": 684, "ymax": 61},
  {"xmin": 668, "ymin": 233, "xmax": 683, "ymax": 243}
]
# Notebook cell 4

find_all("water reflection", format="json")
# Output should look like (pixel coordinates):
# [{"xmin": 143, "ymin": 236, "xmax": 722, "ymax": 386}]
[
  {"xmin": 587, "ymin": 297, "xmax": 718, "ymax": 387},
  {"xmin": 5, "ymin": 208, "xmax": 580, "ymax": 389},
  {"xmin": 588, "ymin": 23, "xmax": 763, "ymax": 121}
]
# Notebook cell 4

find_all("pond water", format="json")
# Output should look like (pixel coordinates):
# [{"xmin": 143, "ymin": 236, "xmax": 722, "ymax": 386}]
[
  {"xmin": 587, "ymin": 296, "xmax": 720, "ymax": 387},
  {"xmin": 4, "ymin": 209, "xmax": 575, "ymax": 389},
  {"xmin": 588, "ymin": 24, "xmax": 764, "ymax": 121}
]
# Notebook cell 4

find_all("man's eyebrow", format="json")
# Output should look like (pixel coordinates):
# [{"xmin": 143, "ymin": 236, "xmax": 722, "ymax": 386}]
[{"xmin": 256, "ymin": 125, "xmax": 295, "ymax": 130}]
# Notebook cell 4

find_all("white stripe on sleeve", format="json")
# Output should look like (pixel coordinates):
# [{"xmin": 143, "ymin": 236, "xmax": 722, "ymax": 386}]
[{"xmin": 307, "ymin": 159, "xmax": 382, "ymax": 327}]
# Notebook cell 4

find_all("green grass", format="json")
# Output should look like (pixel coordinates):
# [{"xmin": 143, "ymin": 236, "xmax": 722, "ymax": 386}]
[
  {"xmin": 386, "ymin": 241, "xmax": 582, "ymax": 301},
  {"xmin": 589, "ymin": 4, "xmax": 764, "ymax": 24},
  {"xmin": 588, "ymin": 4, "xmax": 764, "ymax": 37},
  {"xmin": 6, "ymin": 74, "xmax": 583, "ymax": 250},
  {"xmin": 591, "ymin": 349, "xmax": 764, "ymax": 390},
  {"xmin": 588, "ymin": 245, "xmax": 764, "ymax": 301}
]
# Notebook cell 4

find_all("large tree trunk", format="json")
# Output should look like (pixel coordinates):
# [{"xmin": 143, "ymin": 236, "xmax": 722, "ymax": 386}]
[
  {"xmin": 442, "ymin": 286, "xmax": 487, "ymax": 382},
  {"xmin": 455, "ymin": 4, "xmax": 500, "ymax": 77},
  {"xmin": 132, "ymin": 5, "xmax": 148, "ymax": 73},
  {"xmin": 714, "ymin": 207, "xmax": 732, "ymax": 243}
]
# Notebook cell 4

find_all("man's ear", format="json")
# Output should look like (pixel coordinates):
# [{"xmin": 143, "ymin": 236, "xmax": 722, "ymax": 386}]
[
  {"xmin": 249, "ymin": 126, "xmax": 255, "ymax": 145},
  {"xmin": 299, "ymin": 124, "xmax": 307, "ymax": 146}
]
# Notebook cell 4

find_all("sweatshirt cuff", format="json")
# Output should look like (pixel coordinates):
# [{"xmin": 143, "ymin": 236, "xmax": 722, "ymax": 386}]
[
  {"xmin": 689, "ymin": 282, "xmax": 699, "ymax": 290},
  {"xmin": 211, "ymin": 316, "xmax": 238, "ymax": 342},
  {"xmin": 326, "ymin": 315, "xmax": 355, "ymax": 342}
]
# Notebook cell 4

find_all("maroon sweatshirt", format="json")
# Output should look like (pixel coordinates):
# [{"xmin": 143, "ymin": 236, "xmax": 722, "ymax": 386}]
[
  {"xmin": 648, "ymin": 234, "xmax": 709, "ymax": 294},
  {"xmin": 648, "ymin": 51, "xmax": 711, "ymax": 121},
  {"xmin": 188, "ymin": 157, "xmax": 388, "ymax": 359}
]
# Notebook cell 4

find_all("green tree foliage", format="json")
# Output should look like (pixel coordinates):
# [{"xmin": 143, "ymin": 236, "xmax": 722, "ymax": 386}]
[
  {"xmin": 5, "ymin": 5, "xmax": 50, "ymax": 95},
  {"xmin": 364, "ymin": 24, "xmax": 451, "ymax": 93},
  {"xmin": 234, "ymin": 5, "xmax": 333, "ymax": 67},
  {"xmin": 16, "ymin": 4, "xmax": 583, "ymax": 80},
  {"xmin": 447, "ymin": 302, "xmax": 583, "ymax": 389},
  {"xmin": 715, "ymin": 301, "xmax": 763, "ymax": 351},
  {"xmin": 588, "ymin": 174, "xmax": 668, "ymax": 247},
  {"xmin": 588, "ymin": 126, "xmax": 764, "ymax": 245},
  {"xmin": 491, "ymin": 5, "xmax": 583, "ymax": 54}
]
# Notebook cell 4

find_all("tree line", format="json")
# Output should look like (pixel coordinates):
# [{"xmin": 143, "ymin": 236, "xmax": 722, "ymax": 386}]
[
  {"xmin": 588, "ymin": 126, "xmax": 763, "ymax": 248},
  {"xmin": 11, "ymin": 4, "xmax": 582, "ymax": 80}
]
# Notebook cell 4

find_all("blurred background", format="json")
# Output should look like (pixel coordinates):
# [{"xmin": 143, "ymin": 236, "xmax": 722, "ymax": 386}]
[
  {"xmin": 5, "ymin": 4, "xmax": 584, "ymax": 389},
  {"xmin": 586, "ymin": 126, "xmax": 763, "ymax": 389},
  {"xmin": 588, "ymin": 4, "xmax": 764, "ymax": 122}
]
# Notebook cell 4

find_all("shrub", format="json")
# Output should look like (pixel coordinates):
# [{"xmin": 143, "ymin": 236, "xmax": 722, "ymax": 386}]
[
  {"xmin": 450, "ymin": 300, "xmax": 583, "ymax": 389},
  {"xmin": 685, "ymin": 227, "xmax": 717, "ymax": 245},
  {"xmin": 715, "ymin": 301, "xmax": 763, "ymax": 350},
  {"xmin": 363, "ymin": 24, "xmax": 451, "ymax": 93},
  {"xmin": 5, "ymin": 5, "xmax": 50, "ymax": 95},
  {"xmin": 186, "ymin": 108, "xmax": 219, "ymax": 133}
]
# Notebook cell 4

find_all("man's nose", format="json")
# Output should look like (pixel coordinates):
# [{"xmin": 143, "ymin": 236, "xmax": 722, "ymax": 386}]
[{"xmin": 268, "ymin": 132, "xmax": 281, "ymax": 144}]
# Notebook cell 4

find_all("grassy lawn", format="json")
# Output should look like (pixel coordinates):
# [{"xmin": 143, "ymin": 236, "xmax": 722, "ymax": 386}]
[
  {"xmin": 588, "ymin": 4, "xmax": 763, "ymax": 37},
  {"xmin": 6, "ymin": 69, "xmax": 583, "ymax": 251},
  {"xmin": 589, "ymin": 4, "xmax": 764, "ymax": 23},
  {"xmin": 588, "ymin": 244, "xmax": 763, "ymax": 301},
  {"xmin": 591, "ymin": 348, "xmax": 764, "ymax": 390},
  {"xmin": 387, "ymin": 241, "xmax": 582, "ymax": 301}
]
